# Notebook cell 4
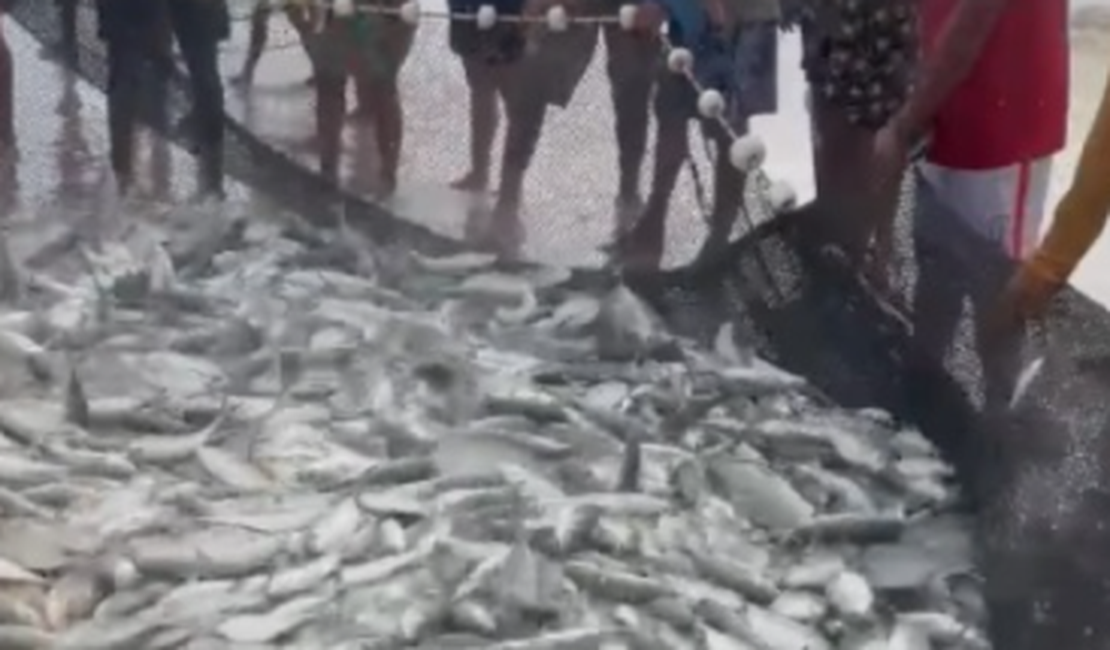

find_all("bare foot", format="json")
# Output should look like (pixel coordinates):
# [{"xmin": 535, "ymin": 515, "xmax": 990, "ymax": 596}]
[
  {"xmin": 450, "ymin": 170, "xmax": 488, "ymax": 192},
  {"xmin": 609, "ymin": 209, "xmax": 665, "ymax": 272}
]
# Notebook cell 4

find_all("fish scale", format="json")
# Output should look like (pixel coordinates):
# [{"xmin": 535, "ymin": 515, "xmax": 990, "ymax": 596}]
[{"xmin": 0, "ymin": 204, "xmax": 986, "ymax": 649}]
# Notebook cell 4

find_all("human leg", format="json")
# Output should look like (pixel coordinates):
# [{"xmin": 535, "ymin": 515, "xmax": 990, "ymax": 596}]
[
  {"xmin": 966, "ymin": 158, "xmax": 1053, "ymax": 409},
  {"xmin": 800, "ymin": 0, "xmax": 916, "ymax": 261},
  {"xmin": 614, "ymin": 67, "xmax": 691, "ymax": 270},
  {"xmin": 57, "ymin": 0, "xmax": 78, "ymax": 60},
  {"xmin": 453, "ymin": 58, "xmax": 500, "ymax": 192},
  {"xmin": 104, "ymin": 36, "xmax": 145, "ymax": 193},
  {"xmin": 491, "ymin": 63, "xmax": 547, "ymax": 225},
  {"xmin": 233, "ymin": 0, "xmax": 273, "ymax": 86},
  {"xmin": 602, "ymin": 24, "xmax": 656, "ymax": 224},
  {"xmin": 314, "ymin": 72, "xmax": 348, "ymax": 183},
  {"xmin": 359, "ymin": 19, "xmax": 415, "ymax": 197},
  {"xmin": 915, "ymin": 158, "xmax": 1053, "ymax": 409},
  {"xmin": 167, "ymin": 0, "xmax": 227, "ymax": 196},
  {"xmin": 0, "ymin": 13, "xmax": 12, "ymax": 148}
]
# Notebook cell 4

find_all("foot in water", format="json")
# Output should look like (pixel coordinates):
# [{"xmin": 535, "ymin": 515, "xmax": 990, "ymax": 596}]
[{"xmin": 450, "ymin": 170, "xmax": 489, "ymax": 193}]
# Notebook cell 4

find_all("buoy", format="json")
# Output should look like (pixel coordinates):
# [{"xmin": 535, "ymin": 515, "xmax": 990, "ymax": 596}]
[
  {"xmin": 333, "ymin": 0, "xmax": 356, "ymax": 17},
  {"xmin": 767, "ymin": 180, "xmax": 797, "ymax": 212},
  {"xmin": 476, "ymin": 4, "xmax": 497, "ymax": 29},
  {"xmin": 618, "ymin": 4, "xmax": 637, "ymax": 30},
  {"xmin": 546, "ymin": 5, "xmax": 569, "ymax": 31},
  {"xmin": 667, "ymin": 47, "xmax": 693, "ymax": 73},
  {"xmin": 399, "ymin": 1, "xmax": 421, "ymax": 24},
  {"xmin": 728, "ymin": 134, "xmax": 766, "ymax": 172},
  {"xmin": 697, "ymin": 89, "xmax": 725, "ymax": 119}
]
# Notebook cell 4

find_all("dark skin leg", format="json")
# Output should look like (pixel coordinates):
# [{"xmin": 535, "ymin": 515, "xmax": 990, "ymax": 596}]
[
  {"xmin": 692, "ymin": 124, "xmax": 746, "ymax": 267},
  {"xmin": 603, "ymin": 26, "xmax": 656, "ymax": 215},
  {"xmin": 315, "ymin": 75, "xmax": 347, "ymax": 183},
  {"xmin": 348, "ymin": 75, "xmax": 375, "ymax": 122},
  {"xmin": 359, "ymin": 78, "xmax": 404, "ymax": 198},
  {"xmin": 490, "ymin": 69, "xmax": 546, "ymax": 230},
  {"xmin": 615, "ymin": 107, "xmax": 687, "ymax": 271},
  {"xmin": 57, "ymin": 0, "xmax": 78, "ymax": 60},
  {"xmin": 105, "ymin": 37, "xmax": 143, "ymax": 194},
  {"xmin": 451, "ymin": 59, "xmax": 500, "ymax": 192},
  {"xmin": 234, "ymin": 3, "xmax": 317, "ymax": 87}
]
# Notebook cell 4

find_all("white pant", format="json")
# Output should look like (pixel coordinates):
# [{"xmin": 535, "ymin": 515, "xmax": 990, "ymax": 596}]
[{"xmin": 918, "ymin": 157, "xmax": 1054, "ymax": 259}]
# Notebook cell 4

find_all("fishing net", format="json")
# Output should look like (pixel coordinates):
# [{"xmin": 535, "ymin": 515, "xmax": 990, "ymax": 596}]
[{"xmin": 11, "ymin": 1, "xmax": 1110, "ymax": 648}]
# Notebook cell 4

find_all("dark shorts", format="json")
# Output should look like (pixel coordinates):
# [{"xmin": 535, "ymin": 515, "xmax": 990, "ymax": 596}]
[
  {"xmin": 654, "ymin": 21, "xmax": 778, "ymax": 130},
  {"xmin": 795, "ymin": 0, "xmax": 916, "ymax": 129},
  {"xmin": 448, "ymin": 0, "xmax": 526, "ymax": 65}
]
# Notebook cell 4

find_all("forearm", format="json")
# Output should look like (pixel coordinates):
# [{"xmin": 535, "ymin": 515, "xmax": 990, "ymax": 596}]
[
  {"xmin": 1028, "ymin": 70, "xmax": 1110, "ymax": 284},
  {"xmin": 892, "ymin": 0, "xmax": 1011, "ymax": 141}
]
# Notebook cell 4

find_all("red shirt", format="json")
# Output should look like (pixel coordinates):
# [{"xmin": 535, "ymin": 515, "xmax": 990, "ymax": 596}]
[{"xmin": 921, "ymin": 0, "xmax": 1069, "ymax": 170}]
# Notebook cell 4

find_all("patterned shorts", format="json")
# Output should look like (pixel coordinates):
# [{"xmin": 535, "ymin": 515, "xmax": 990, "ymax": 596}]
[{"xmin": 791, "ymin": 0, "xmax": 916, "ymax": 129}]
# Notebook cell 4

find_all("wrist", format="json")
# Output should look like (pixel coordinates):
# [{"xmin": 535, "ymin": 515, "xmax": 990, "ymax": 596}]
[{"xmin": 889, "ymin": 112, "xmax": 918, "ymax": 147}]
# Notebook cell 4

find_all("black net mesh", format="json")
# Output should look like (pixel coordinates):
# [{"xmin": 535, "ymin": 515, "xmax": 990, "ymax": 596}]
[{"xmin": 12, "ymin": 1, "xmax": 1110, "ymax": 647}]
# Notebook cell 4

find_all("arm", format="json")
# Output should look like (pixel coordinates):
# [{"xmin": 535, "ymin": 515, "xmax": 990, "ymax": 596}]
[
  {"xmin": 889, "ymin": 0, "xmax": 1013, "ymax": 143},
  {"xmin": 1025, "ymin": 69, "xmax": 1110, "ymax": 285}
]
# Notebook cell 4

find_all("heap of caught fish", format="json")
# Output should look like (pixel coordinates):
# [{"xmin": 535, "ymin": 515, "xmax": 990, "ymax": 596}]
[{"xmin": 0, "ymin": 198, "xmax": 987, "ymax": 649}]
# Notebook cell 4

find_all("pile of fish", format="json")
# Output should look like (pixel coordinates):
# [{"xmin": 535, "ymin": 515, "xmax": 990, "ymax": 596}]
[{"xmin": 0, "ymin": 198, "xmax": 988, "ymax": 649}]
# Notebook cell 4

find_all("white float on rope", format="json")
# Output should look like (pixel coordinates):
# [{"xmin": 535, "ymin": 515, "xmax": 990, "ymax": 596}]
[
  {"xmin": 728, "ymin": 133, "xmax": 766, "ymax": 172},
  {"xmin": 476, "ymin": 4, "xmax": 498, "ymax": 29},
  {"xmin": 618, "ymin": 4, "xmax": 638, "ymax": 30},
  {"xmin": 697, "ymin": 89, "xmax": 726, "ymax": 119},
  {"xmin": 333, "ymin": 0, "xmax": 356, "ymax": 17},
  {"xmin": 667, "ymin": 47, "xmax": 694, "ymax": 74},
  {"xmin": 546, "ymin": 5, "xmax": 570, "ymax": 31},
  {"xmin": 399, "ymin": 1, "xmax": 421, "ymax": 24}
]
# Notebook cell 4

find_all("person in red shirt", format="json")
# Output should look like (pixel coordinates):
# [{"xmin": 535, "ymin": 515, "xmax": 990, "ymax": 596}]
[{"xmin": 870, "ymin": 0, "xmax": 1068, "ymax": 408}]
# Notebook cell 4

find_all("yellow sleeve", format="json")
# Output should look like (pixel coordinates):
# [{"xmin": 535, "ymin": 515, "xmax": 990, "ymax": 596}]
[{"xmin": 1027, "ymin": 66, "xmax": 1110, "ymax": 285}]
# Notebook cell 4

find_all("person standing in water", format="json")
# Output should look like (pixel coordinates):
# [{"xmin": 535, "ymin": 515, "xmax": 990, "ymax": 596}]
[{"xmin": 305, "ymin": 0, "xmax": 415, "ymax": 196}]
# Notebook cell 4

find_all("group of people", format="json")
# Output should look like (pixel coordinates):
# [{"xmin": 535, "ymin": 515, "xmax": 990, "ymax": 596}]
[{"xmin": 4, "ymin": 0, "xmax": 1110, "ymax": 406}]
